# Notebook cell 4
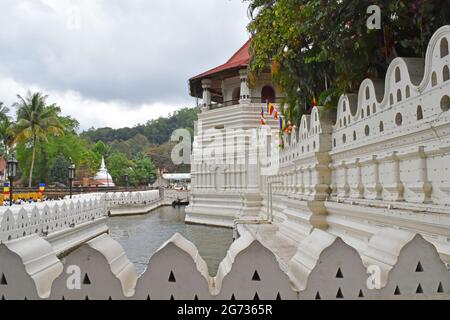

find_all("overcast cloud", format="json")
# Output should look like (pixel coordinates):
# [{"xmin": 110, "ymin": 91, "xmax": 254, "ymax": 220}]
[{"xmin": 0, "ymin": 0, "xmax": 250, "ymax": 130}]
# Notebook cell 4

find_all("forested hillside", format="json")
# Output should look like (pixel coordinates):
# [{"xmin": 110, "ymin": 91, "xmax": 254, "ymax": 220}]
[
  {"xmin": 0, "ymin": 93, "xmax": 199, "ymax": 188},
  {"xmin": 81, "ymin": 107, "xmax": 199, "ymax": 146},
  {"xmin": 81, "ymin": 107, "xmax": 200, "ymax": 174}
]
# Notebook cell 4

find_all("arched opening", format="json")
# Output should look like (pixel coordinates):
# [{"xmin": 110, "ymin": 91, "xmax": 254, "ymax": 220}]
[
  {"xmin": 379, "ymin": 121, "xmax": 384, "ymax": 132},
  {"xmin": 441, "ymin": 38, "xmax": 449, "ymax": 58},
  {"xmin": 432, "ymin": 72, "xmax": 438, "ymax": 87},
  {"xmin": 443, "ymin": 66, "xmax": 449, "ymax": 82},
  {"xmin": 395, "ymin": 113, "xmax": 403, "ymax": 126},
  {"xmin": 232, "ymin": 87, "xmax": 241, "ymax": 105},
  {"xmin": 441, "ymin": 95, "xmax": 450, "ymax": 112},
  {"xmin": 395, "ymin": 67, "xmax": 401, "ymax": 83},
  {"xmin": 417, "ymin": 106, "xmax": 424, "ymax": 120},
  {"xmin": 397, "ymin": 89, "xmax": 402, "ymax": 103},
  {"xmin": 261, "ymin": 86, "xmax": 276, "ymax": 103}
]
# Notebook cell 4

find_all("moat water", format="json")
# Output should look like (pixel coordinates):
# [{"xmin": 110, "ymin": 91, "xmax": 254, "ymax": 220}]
[{"xmin": 107, "ymin": 206, "xmax": 233, "ymax": 276}]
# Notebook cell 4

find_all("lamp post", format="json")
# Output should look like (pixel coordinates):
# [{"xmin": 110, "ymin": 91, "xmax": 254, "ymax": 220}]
[
  {"xmin": 7, "ymin": 154, "xmax": 18, "ymax": 206},
  {"xmin": 124, "ymin": 173, "xmax": 129, "ymax": 192},
  {"xmin": 68, "ymin": 163, "xmax": 76, "ymax": 199}
]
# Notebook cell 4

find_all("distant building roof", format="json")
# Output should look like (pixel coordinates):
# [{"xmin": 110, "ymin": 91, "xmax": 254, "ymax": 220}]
[{"xmin": 189, "ymin": 39, "xmax": 251, "ymax": 99}]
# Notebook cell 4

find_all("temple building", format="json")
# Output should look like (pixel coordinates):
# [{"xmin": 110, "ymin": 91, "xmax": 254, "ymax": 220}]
[
  {"xmin": 94, "ymin": 157, "xmax": 115, "ymax": 187},
  {"xmin": 186, "ymin": 40, "xmax": 282, "ymax": 227}
]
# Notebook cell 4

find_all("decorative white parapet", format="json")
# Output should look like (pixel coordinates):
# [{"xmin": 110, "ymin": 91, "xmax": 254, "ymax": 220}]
[
  {"xmin": 134, "ymin": 233, "xmax": 212, "ymax": 300},
  {"xmin": 250, "ymin": 25, "xmax": 450, "ymax": 268},
  {"xmin": 0, "ymin": 235, "xmax": 63, "ymax": 300},
  {"xmin": 50, "ymin": 233, "xmax": 138, "ymax": 300},
  {"xmin": 362, "ymin": 228, "xmax": 450, "ymax": 298},
  {"xmin": 103, "ymin": 190, "xmax": 160, "ymax": 208},
  {"xmin": 213, "ymin": 231, "xmax": 297, "ymax": 300},
  {"xmin": 0, "ymin": 229, "xmax": 448, "ymax": 299},
  {"xmin": 0, "ymin": 195, "xmax": 107, "ymax": 245},
  {"xmin": 288, "ymin": 229, "xmax": 370, "ymax": 300}
]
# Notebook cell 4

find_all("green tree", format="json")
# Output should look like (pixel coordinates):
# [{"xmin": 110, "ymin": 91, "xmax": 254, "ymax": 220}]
[
  {"xmin": 132, "ymin": 152, "xmax": 157, "ymax": 186},
  {"xmin": 106, "ymin": 152, "xmax": 134, "ymax": 187},
  {"xmin": 0, "ymin": 102, "xmax": 10, "ymax": 121},
  {"xmin": 246, "ymin": 0, "xmax": 450, "ymax": 123},
  {"xmin": 13, "ymin": 92, "xmax": 65, "ymax": 187},
  {"xmin": 0, "ymin": 117, "xmax": 14, "ymax": 158},
  {"xmin": 91, "ymin": 140, "xmax": 111, "ymax": 157},
  {"xmin": 48, "ymin": 154, "xmax": 71, "ymax": 186}
]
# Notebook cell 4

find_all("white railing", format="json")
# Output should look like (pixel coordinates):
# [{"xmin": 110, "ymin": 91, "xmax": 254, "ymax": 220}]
[
  {"xmin": 68, "ymin": 190, "xmax": 160, "ymax": 208},
  {"xmin": 0, "ymin": 229, "xmax": 449, "ymax": 300},
  {"xmin": 0, "ymin": 195, "xmax": 106, "ymax": 242},
  {"xmin": 263, "ymin": 25, "xmax": 450, "ymax": 258},
  {"xmin": 0, "ymin": 190, "xmax": 163, "ymax": 243}
]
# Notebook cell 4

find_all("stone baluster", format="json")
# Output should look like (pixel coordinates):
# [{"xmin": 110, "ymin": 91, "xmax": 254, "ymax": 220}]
[{"xmin": 201, "ymin": 79, "xmax": 212, "ymax": 111}]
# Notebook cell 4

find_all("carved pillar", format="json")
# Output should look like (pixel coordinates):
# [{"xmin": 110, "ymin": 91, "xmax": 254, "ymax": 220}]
[
  {"xmin": 202, "ymin": 79, "xmax": 212, "ymax": 110},
  {"xmin": 337, "ymin": 161, "xmax": 350, "ymax": 198},
  {"xmin": 350, "ymin": 158, "xmax": 364, "ymax": 199},
  {"xmin": 239, "ymin": 69, "xmax": 251, "ymax": 104},
  {"xmin": 382, "ymin": 152, "xmax": 404, "ymax": 201},
  {"xmin": 364, "ymin": 156, "xmax": 382, "ymax": 200}
]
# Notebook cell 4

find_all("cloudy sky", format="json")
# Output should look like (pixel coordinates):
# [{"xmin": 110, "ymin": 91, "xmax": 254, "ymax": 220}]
[{"xmin": 0, "ymin": 0, "xmax": 250, "ymax": 130}]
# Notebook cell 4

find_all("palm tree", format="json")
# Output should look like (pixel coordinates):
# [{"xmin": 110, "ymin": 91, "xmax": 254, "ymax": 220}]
[
  {"xmin": 0, "ymin": 102, "xmax": 10, "ymax": 121},
  {"xmin": 0, "ymin": 103, "xmax": 12, "ymax": 181},
  {"xmin": 13, "ymin": 92, "xmax": 65, "ymax": 187},
  {"xmin": 0, "ymin": 117, "xmax": 13, "ymax": 157},
  {"xmin": 0, "ymin": 102, "xmax": 12, "ymax": 157}
]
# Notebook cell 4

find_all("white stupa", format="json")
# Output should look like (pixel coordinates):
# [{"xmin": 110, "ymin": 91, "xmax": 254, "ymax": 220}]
[{"xmin": 94, "ymin": 157, "xmax": 115, "ymax": 187}]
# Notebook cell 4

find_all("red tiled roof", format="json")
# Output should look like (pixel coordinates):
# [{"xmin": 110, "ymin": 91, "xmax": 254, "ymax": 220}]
[{"xmin": 191, "ymin": 39, "xmax": 251, "ymax": 81}]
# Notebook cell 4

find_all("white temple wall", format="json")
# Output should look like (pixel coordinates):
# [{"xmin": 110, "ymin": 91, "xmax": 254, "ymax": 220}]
[
  {"xmin": 248, "ymin": 26, "xmax": 450, "ymax": 267},
  {"xmin": 1, "ymin": 230, "xmax": 449, "ymax": 300}
]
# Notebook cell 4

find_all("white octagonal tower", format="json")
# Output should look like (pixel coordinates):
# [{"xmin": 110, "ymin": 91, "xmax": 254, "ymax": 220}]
[{"xmin": 186, "ymin": 40, "xmax": 282, "ymax": 227}]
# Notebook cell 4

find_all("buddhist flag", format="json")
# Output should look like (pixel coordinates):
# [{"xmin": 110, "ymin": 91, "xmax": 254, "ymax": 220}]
[
  {"xmin": 273, "ymin": 108, "xmax": 279, "ymax": 120},
  {"xmin": 266, "ymin": 100, "xmax": 275, "ymax": 116},
  {"xmin": 39, "ymin": 183, "xmax": 46, "ymax": 195}
]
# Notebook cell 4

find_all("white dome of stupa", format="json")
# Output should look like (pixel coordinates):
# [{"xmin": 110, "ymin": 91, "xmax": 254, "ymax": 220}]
[{"xmin": 94, "ymin": 157, "xmax": 115, "ymax": 187}]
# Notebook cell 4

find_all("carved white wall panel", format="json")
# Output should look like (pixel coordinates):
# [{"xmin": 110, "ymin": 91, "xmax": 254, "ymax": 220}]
[
  {"xmin": 214, "ymin": 232, "xmax": 296, "ymax": 300},
  {"xmin": 363, "ymin": 229, "xmax": 450, "ymax": 298},
  {"xmin": 0, "ymin": 235, "xmax": 63, "ymax": 300},
  {"xmin": 289, "ymin": 230, "xmax": 371, "ymax": 300},
  {"xmin": 134, "ymin": 233, "xmax": 211, "ymax": 300},
  {"xmin": 50, "ymin": 234, "xmax": 137, "ymax": 300}
]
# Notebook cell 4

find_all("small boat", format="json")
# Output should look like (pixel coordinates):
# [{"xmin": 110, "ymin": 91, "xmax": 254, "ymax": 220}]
[{"xmin": 172, "ymin": 199, "xmax": 190, "ymax": 207}]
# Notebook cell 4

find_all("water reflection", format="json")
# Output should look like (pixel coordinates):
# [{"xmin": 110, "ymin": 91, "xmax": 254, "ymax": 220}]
[{"xmin": 107, "ymin": 206, "xmax": 233, "ymax": 276}]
